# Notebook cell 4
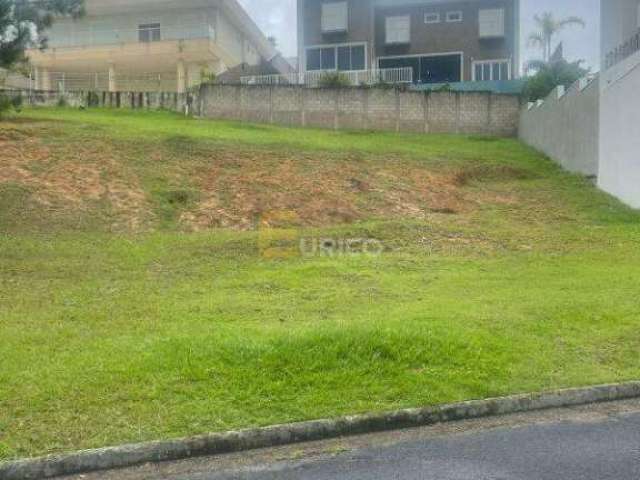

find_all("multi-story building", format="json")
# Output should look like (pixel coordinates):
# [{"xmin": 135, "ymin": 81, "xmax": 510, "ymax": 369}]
[
  {"xmin": 297, "ymin": 0, "xmax": 520, "ymax": 84},
  {"xmin": 27, "ymin": 0, "xmax": 288, "ymax": 92}
]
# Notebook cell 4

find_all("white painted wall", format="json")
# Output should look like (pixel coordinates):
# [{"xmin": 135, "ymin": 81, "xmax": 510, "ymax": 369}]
[
  {"xmin": 520, "ymin": 0, "xmax": 640, "ymax": 209},
  {"xmin": 601, "ymin": 0, "xmax": 640, "ymax": 64},
  {"xmin": 519, "ymin": 77, "xmax": 600, "ymax": 177},
  {"xmin": 215, "ymin": 13, "xmax": 260, "ymax": 67},
  {"xmin": 48, "ymin": 9, "xmax": 216, "ymax": 48},
  {"xmin": 596, "ymin": 0, "xmax": 640, "ymax": 208},
  {"xmin": 598, "ymin": 52, "xmax": 640, "ymax": 208}
]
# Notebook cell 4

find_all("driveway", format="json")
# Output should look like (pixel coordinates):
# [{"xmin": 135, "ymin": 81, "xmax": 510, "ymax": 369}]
[{"xmin": 63, "ymin": 399, "xmax": 640, "ymax": 480}]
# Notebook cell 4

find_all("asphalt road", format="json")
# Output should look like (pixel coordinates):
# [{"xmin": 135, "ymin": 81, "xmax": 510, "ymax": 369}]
[
  {"xmin": 202, "ymin": 410, "xmax": 640, "ymax": 480},
  {"xmin": 65, "ymin": 399, "xmax": 640, "ymax": 480}
]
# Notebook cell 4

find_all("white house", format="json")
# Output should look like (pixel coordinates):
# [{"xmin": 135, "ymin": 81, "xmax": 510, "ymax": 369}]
[{"xmin": 26, "ymin": 0, "xmax": 284, "ymax": 92}]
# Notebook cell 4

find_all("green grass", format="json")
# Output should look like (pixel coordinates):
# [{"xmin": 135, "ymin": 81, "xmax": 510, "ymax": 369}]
[{"xmin": 1, "ymin": 107, "xmax": 639, "ymax": 461}]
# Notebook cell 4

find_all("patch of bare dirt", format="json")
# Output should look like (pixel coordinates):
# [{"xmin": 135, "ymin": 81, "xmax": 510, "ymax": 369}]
[
  {"xmin": 179, "ymin": 149, "xmax": 474, "ymax": 232},
  {"xmin": 0, "ymin": 123, "xmax": 152, "ymax": 231},
  {"xmin": 453, "ymin": 164, "xmax": 535, "ymax": 187},
  {"xmin": 1, "ymin": 122, "xmax": 526, "ymax": 233}
]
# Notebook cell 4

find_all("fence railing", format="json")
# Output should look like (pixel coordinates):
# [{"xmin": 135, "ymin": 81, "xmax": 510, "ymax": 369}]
[
  {"xmin": 1, "ymin": 70, "xmax": 184, "ymax": 93},
  {"xmin": 44, "ymin": 24, "xmax": 216, "ymax": 49},
  {"xmin": 605, "ymin": 28, "xmax": 640, "ymax": 69},
  {"xmin": 240, "ymin": 68, "xmax": 414, "ymax": 87}
]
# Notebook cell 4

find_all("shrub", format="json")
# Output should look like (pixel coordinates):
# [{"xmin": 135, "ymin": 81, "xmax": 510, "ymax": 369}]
[
  {"xmin": 523, "ymin": 59, "xmax": 588, "ymax": 102},
  {"xmin": 317, "ymin": 72, "xmax": 351, "ymax": 88},
  {"xmin": 87, "ymin": 91, "xmax": 100, "ymax": 107},
  {"xmin": 0, "ymin": 93, "xmax": 22, "ymax": 118}
]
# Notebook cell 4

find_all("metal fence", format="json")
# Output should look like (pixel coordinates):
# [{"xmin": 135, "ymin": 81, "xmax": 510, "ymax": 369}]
[
  {"xmin": 0, "ymin": 69, "xmax": 182, "ymax": 92},
  {"xmin": 605, "ymin": 28, "xmax": 640, "ymax": 69},
  {"xmin": 240, "ymin": 68, "xmax": 414, "ymax": 87},
  {"xmin": 48, "ymin": 72, "xmax": 181, "ymax": 92},
  {"xmin": 3, "ymin": 67, "xmax": 414, "ymax": 93}
]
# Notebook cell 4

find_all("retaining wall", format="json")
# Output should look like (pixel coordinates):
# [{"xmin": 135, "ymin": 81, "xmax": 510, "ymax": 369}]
[
  {"xmin": 6, "ymin": 86, "xmax": 520, "ymax": 136},
  {"xmin": 519, "ymin": 77, "xmax": 600, "ymax": 177},
  {"xmin": 197, "ymin": 85, "xmax": 520, "ymax": 136},
  {"xmin": 598, "ymin": 52, "xmax": 640, "ymax": 208}
]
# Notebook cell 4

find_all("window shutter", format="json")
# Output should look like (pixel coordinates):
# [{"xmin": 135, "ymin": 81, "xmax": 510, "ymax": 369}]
[
  {"xmin": 479, "ymin": 9, "xmax": 505, "ymax": 38},
  {"xmin": 322, "ymin": 2, "xmax": 348, "ymax": 33},
  {"xmin": 386, "ymin": 16, "xmax": 410, "ymax": 44}
]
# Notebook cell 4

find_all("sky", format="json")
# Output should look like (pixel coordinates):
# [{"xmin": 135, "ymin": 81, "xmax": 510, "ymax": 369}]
[{"xmin": 237, "ymin": 0, "xmax": 601, "ymax": 72}]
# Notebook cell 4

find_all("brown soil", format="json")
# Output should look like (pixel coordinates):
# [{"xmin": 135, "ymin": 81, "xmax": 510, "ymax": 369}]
[
  {"xmin": 1, "ymin": 121, "xmax": 523, "ymax": 232},
  {"xmin": 178, "ymin": 150, "xmax": 472, "ymax": 231},
  {"xmin": 0, "ymin": 123, "xmax": 152, "ymax": 231}
]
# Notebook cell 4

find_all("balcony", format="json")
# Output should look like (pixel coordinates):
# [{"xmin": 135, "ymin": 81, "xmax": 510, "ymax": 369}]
[
  {"xmin": 240, "ymin": 68, "xmax": 414, "ymax": 87},
  {"xmin": 604, "ymin": 28, "xmax": 640, "ymax": 69},
  {"xmin": 45, "ymin": 23, "xmax": 216, "ymax": 50}
]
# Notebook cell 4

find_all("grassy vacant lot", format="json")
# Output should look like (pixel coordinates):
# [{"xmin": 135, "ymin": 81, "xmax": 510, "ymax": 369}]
[{"xmin": 1, "ymin": 108, "xmax": 639, "ymax": 460}]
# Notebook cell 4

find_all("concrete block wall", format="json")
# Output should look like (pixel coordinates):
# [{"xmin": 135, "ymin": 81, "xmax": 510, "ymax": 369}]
[
  {"xmin": 519, "ymin": 77, "xmax": 600, "ymax": 177},
  {"xmin": 198, "ymin": 85, "xmax": 520, "ymax": 136},
  {"xmin": 8, "ymin": 85, "xmax": 520, "ymax": 137}
]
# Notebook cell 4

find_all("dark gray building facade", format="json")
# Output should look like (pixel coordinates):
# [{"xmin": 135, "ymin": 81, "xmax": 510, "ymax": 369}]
[{"xmin": 297, "ymin": 0, "xmax": 520, "ymax": 83}]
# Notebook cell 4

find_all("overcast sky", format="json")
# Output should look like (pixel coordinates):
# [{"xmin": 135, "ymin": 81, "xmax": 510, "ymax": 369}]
[{"xmin": 237, "ymin": 0, "xmax": 601, "ymax": 71}]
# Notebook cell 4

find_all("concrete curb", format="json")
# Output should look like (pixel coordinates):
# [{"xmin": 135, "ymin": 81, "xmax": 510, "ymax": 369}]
[{"xmin": 2, "ymin": 381, "xmax": 640, "ymax": 479}]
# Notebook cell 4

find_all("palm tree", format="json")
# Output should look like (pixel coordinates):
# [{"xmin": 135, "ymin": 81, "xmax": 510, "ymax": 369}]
[{"xmin": 528, "ymin": 12, "xmax": 585, "ymax": 62}]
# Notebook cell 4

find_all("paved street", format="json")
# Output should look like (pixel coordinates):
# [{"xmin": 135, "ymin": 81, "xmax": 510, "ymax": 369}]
[{"xmin": 66, "ymin": 399, "xmax": 640, "ymax": 480}]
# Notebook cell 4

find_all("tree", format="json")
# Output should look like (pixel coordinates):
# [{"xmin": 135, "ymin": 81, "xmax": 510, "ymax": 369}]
[
  {"xmin": 1, "ymin": 0, "xmax": 84, "ymax": 114},
  {"xmin": 523, "ymin": 58, "xmax": 589, "ymax": 102},
  {"xmin": 1, "ymin": 0, "xmax": 84, "ymax": 69},
  {"xmin": 528, "ymin": 12, "xmax": 585, "ymax": 62}
]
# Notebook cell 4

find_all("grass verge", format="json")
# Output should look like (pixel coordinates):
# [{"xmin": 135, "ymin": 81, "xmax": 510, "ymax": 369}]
[{"xmin": 0, "ymin": 108, "xmax": 639, "ymax": 460}]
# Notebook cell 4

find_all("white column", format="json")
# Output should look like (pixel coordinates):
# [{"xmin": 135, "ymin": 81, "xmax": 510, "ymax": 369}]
[
  {"xmin": 177, "ymin": 59, "xmax": 186, "ymax": 93},
  {"xmin": 108, "ymin": 64, "xmax": 117, "ymax": 92}
]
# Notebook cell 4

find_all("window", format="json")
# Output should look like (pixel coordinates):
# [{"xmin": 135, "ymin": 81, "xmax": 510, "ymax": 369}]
[
  {"xmin": 337, "ymin": 45, "xmax": 365, "ymax": 70},
  {"xmin": 446, "ymin": 11, "xmax": 463, "ymax": 23},
  {"xmin": 386, "ymin": 15, "xmax": 411, "ymax": 44},
  {"xmin": 479, "ymin": 9, "xmax": 505, "ymax": 38},
  {"xmin": 473, "ymin": 60, "xmax": 510, "ymax": 81},
  {"xmin": 320, "ymin": 47, "xmax": 336, "ymax": 69},
  {"xmin": 424, "ymin": 12, "xmax": 440, "ymax": 24},
  {"xmin": 306, "ymin": 49, "xmax": 321, "ymax": 71},
  {"xmin": 379, "ymin": 54, "xmax": 462, "ymax": 84},
  {"xmin": 138, "ymin": 23, "xmax": 161, "ymax": 43},
  {"xmin": 306, "ymin": 44, "xmax": 366, "ymax": 71},
  {"xmin": 321, "ymin": 2, "xmax": 348, "ymax": 33},
  {"xmin": 350, "ymin": 45, "xmax": 365, "ymax": 70}
]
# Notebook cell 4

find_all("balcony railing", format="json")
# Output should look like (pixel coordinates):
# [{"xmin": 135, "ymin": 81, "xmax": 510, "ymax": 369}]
[
  {"xmin": 605, "ymin": 28, "xmax": 640, "ymax": 69},
  {"xmin": 240, "ymin": 68, "xmax": 414, "ymax": 87},
  {"xmin": 45, "ymin": 24, "xmax": 216, "ymax": 49}
]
